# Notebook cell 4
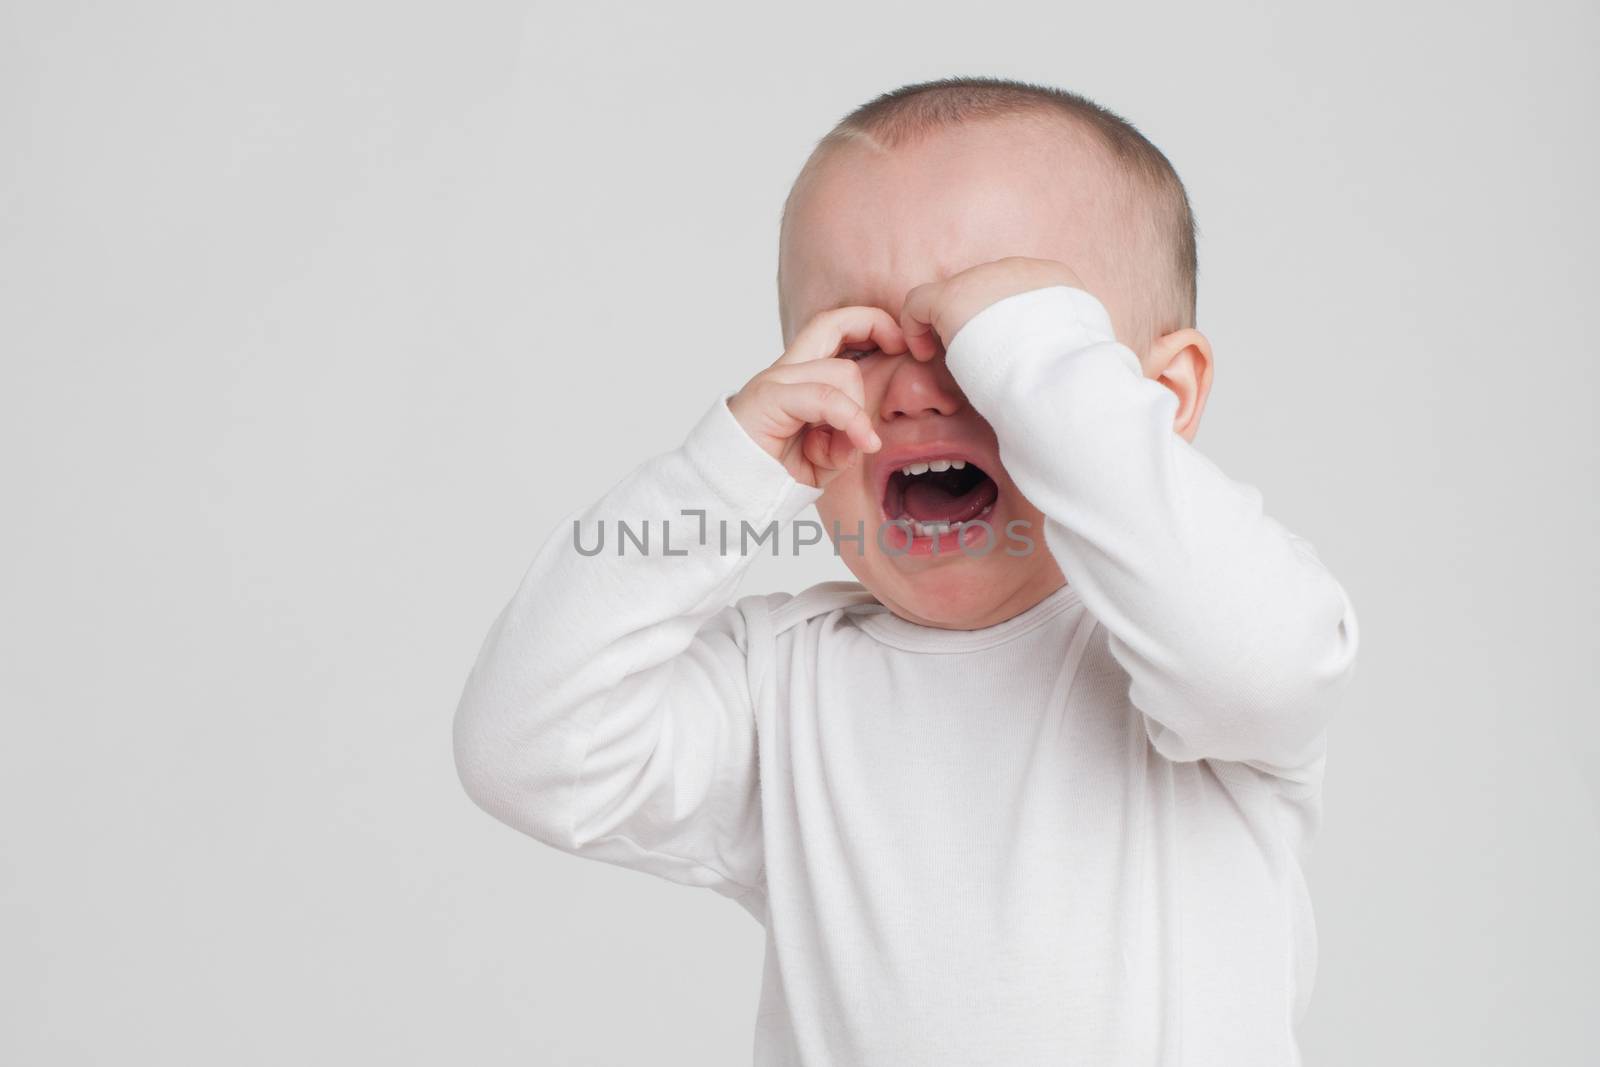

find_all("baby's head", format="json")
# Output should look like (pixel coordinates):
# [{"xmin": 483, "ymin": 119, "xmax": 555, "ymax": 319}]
[{"xmin": 777, "ymin": 77, "xmax": 1207, "ymax": 629}]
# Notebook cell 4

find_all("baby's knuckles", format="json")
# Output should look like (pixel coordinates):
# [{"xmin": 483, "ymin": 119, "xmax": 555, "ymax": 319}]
[
  {"xmin": 920, "ymin": 257, "xmax": 1084, "ymax": 348},
  {"xmin": 728, "ymin": 305, "xmax": 876, "ymax": 474}
]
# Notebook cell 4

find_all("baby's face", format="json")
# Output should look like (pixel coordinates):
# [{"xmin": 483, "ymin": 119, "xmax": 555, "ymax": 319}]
[{"xmin": 779, "ymin": 116, "xmax": 1139, "ymax": 629}]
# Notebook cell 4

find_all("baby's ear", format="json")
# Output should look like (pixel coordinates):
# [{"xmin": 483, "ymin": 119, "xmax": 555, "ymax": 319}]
[{"xmin": 1147, "ymin": 328, "xmax": 1214, "ymax": 442}]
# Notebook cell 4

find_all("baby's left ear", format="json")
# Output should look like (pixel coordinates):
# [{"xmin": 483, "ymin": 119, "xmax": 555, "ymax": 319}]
[{"xmin": 1145, "ymin": 328, "xmax": 1214, "ymax": 442}]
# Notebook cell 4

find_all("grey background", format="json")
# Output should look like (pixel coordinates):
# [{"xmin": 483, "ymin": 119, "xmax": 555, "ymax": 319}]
[{"xmin": 3, "ymin": 1, "xmax": 1596, "ymax": 1063}]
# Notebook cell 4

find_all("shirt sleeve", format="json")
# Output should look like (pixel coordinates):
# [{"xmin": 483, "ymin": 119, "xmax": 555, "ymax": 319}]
[
  {"xmin": 451, "ymin": 395, "xmax": 821, "ymax": 900},
  {"xmin": 944, "ymin": 285, "xmax": 1360, "ymax": 785}
]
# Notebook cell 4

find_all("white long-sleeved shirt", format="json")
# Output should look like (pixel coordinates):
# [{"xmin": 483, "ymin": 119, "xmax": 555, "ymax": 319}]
[{"xmin": 453, "ymin": 285, "xmax": 1361, "ymax": 1066}]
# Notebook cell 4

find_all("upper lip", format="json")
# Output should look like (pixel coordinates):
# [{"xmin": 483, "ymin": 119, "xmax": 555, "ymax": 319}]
[{"xmin": 869, "ymin": 436, "xmax": 1003, "ymax": 520}]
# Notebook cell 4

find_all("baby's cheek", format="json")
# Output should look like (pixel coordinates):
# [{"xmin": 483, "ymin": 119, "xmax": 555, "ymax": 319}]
[{"xmin": 815, "ymin": 474, "xmax": 876, "ymax": 528}]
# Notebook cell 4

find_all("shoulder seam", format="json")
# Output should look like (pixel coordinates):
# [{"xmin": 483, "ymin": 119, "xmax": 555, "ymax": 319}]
[{"xmin": 764, "ymin": 581, "xmax": 878, "ymax": 636}]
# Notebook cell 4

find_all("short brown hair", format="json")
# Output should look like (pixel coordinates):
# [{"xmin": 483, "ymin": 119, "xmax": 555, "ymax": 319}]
[{"xmin": 779, "ymin": 75, "xmax": 1198, "ymax": 352}]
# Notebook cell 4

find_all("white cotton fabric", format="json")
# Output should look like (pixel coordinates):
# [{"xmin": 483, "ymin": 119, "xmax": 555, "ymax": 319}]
[{"xmin": 453, "ymin": 285, "xmax": 1361, "ymax": 1066}]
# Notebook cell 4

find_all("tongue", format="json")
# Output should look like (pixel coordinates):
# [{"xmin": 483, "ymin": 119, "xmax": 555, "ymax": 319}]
[{"xmin": 902, "ymin": 478, "xmax": 998, "ymax": 523}]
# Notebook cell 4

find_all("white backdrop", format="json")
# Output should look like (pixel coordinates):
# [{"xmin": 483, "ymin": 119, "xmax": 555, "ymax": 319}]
[{"xmin": 3, "ymin": 1, "xmax": 1596, "ymax": 1063}]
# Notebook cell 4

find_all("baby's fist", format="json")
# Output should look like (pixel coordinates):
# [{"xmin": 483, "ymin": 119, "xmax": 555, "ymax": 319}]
[
  {"xmin": 898, "ymin": 257, "xmax": 1085, "ymax": 360},
  {"xmin": 727, "ymin": 306, "xmax": 907, "ymax": 488}
]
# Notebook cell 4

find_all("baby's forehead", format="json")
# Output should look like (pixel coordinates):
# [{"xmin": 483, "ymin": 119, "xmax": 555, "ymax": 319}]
[{"xmin": 780, "ymin": 119, "xmax": 1139, "ymax": 323}]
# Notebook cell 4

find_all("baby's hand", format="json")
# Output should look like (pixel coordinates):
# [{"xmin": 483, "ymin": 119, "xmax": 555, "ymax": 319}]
[
  {"xmin": 728, "ymin": 306, "xmax": 907, "ymax": 488},
  {"xmin": 898, "ymin": 256, "xmax": 1086, "ymax": 360}
]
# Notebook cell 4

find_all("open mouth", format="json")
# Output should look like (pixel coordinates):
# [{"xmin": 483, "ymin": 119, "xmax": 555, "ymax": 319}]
[{"xmin": 882, "ymin": 457, "xmax": 1000, "ymax": 539}]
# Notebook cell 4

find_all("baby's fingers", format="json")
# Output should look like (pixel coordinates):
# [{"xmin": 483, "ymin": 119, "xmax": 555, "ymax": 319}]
[
  {"xmin": 802, "ymin": 425, "xmax": 865, "ymax": 476},
  {"xmin": 771, "ymin": 381, "xmax": 881, "ymax": 453},
  {"xmin": 801, "ymin": 426, "xmax": 838, "ymax": 474},
  {"xmin": 766, "ymin": 353, "xmax": 868, "ymax": 410},
  {"xmin": 778, "ymin": 305, "xmax": 908, "ymax": 367},
  {"xmin": 897, "ymin": 280, "xmax": 945, "ymax": 362}
]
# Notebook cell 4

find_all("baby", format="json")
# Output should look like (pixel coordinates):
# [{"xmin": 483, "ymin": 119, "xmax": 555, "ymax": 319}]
[{"xmin": 453, "ymin": 76, "xmax": 1360, "ymax": 1066}]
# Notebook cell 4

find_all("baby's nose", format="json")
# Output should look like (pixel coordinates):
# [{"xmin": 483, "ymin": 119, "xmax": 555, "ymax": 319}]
[{"xmin": 878, "ymin": 353, "xmax": 965, "ymax": 421}]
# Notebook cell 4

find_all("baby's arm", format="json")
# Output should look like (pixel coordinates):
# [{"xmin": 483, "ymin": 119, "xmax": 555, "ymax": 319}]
[
  {"xmin": 452, "ymin": 305, "xmax": 901, "ymax": 898},
  {"xmin": 451, "ymin": 397, "xmax": 813, "ymax": 898},
  {"xmin": 944, "ymin": 285, "xmax": 1360, "ymax": 786}
]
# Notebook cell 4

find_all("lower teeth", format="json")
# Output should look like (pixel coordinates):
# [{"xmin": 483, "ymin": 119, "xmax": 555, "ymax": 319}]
[{"xmin": 908, "ymin": 503, "xmax": 994, "ymax": 538}]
